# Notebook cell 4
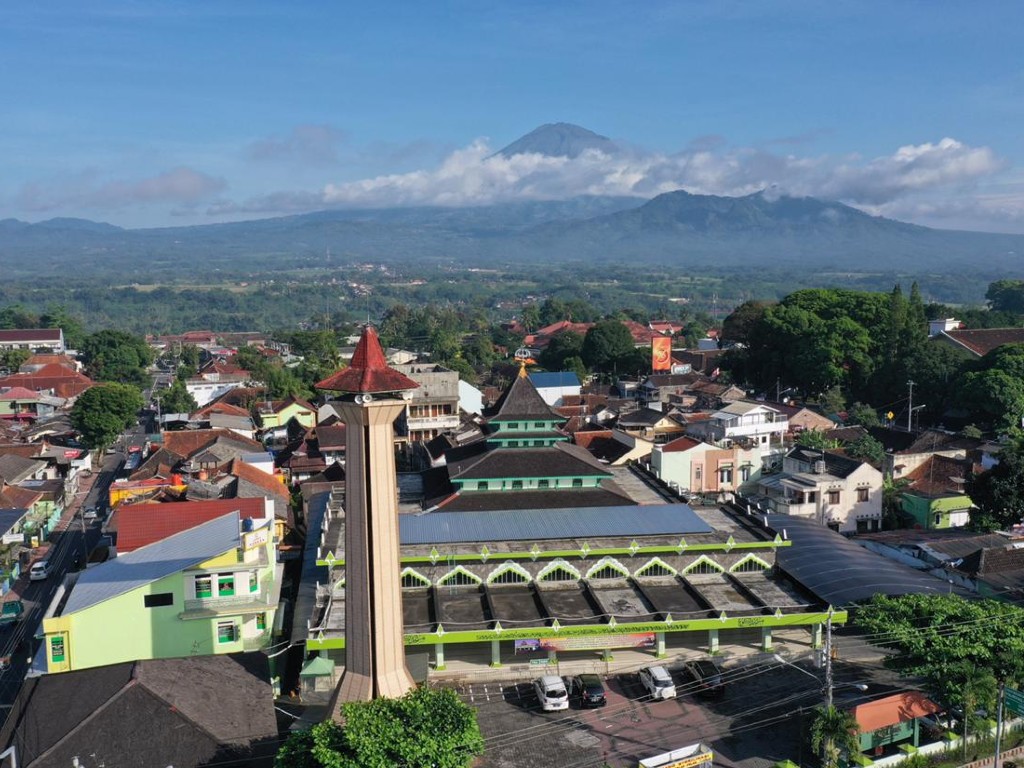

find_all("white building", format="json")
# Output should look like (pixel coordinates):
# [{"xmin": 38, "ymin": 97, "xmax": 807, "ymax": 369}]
[{"xmin": 686, "ymin": 401, "xmax": 788, "ymax": 448}]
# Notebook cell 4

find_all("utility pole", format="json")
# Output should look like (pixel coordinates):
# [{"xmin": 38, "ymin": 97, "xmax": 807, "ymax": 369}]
[
  {"xmin": 906, "ymin": 380, "xmax": 915, "ymax": 432},
  {"xmin": 995, "ymin": 680, "xmax": 1005, "ymax": 768},
  {"xmin": 823, "ymin": 606, "xmax": 834, "ymax": 708}
]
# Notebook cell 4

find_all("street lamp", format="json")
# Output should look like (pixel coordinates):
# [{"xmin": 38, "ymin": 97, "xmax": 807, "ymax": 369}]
[{"xmin": 773, "ymin": 653, "xmax": 869, "ymax": 699}]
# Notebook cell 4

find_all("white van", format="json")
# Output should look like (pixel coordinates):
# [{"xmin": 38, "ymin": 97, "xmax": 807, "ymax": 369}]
[{"xmin": 29, "ymin": 560, "xmax": 51, "ymax": 581}]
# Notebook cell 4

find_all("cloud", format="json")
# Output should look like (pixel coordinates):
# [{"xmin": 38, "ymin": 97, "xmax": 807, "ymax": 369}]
[
  {"xmin": 16, "ymin": 166, "xmax": 225, "ymax": 212},
  {"xmin": 246, "ymin": 124, "xmax": 346, "ymax": 165},
  {"xmin": 310, "ymin": 135, "xmax": 1007, "ymax": 215}
]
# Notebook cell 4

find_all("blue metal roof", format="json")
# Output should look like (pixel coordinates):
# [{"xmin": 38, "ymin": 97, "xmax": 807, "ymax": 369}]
[
  {"xmin": 400, "ymin": 503, "xmax": 712, "ymax": 545},
  {"xmin": 63, "ymin": 512, "xmax": 241, "ymax": 615},
  {"xmin": 0, "ymin": 508, "xmax": 27, "ymax": 537},
  {"xmin": 528, "ymin": 372, "xmax": 581, "ymax": 389}
]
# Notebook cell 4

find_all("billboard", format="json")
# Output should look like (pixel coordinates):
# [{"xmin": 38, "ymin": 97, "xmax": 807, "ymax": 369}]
[
  {"xmin": 652, "ymin": 336, "xmax": 672, "ymax": 372},
  {"xmin": 514, "ymin": 633, "xmax": 655, "ymax": 653}
]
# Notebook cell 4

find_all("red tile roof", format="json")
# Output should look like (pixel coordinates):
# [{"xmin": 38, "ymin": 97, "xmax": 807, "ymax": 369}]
[
  {"xmin": 228, "ymin": 458, "xmax": 289, "ymax": 500},
  {"xmin": 316, "ymin": 326, "xmax": 419, "ymax": 394},
  {"xmin": 0, "ymin": 367, "xmax": 94, "ymax": 399},
  {"xmin": 160, "ymin": 429, "xmax": 263, "ymax": 458},
  {"xmin": 940, "ymin": 328, "xmax": 1024, "ymax": 357},
  {"xmin": 660, "ymin": 436, "xmax": 703, "ymax": 452},
  {"xmin": 193, "ymin": 401, "xmax": 251, "ymax": 418},
  {"xmin": 0, "ymin": 387, "xmax": 44, "ymax": 401},
  {"xmin": 851, "ymin": 692, "xmax": 941, "ymax": 733},
  {"xmin": 0, "ymin": 329, "xmax": 62, "ymax": 343},
  {"xmin": 116, "ymin": 497, "xmax": 266, "ymax": 552}
]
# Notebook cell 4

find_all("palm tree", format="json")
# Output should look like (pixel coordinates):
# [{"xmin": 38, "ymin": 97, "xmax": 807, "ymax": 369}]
[{"xmin": 809, "ymin": 705, "xmax": 861, "ymax": 768}]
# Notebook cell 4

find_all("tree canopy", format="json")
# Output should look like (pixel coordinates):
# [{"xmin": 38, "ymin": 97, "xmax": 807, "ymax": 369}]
[
  {"xmin": 79, "ymin": 330, "xmax": 153, "ymax": 387},
  {"xmin": 157, "ymin": 378, "xmax": 197, "ymax": 415},
  {"xmin": 966, "ymin": 436, "xmax": 1024, "ymax": 530},
  {"xmin": 581, "ymin": 319, "xmax": 636, "ymax": 372},
  {"xmin": 274, "ymin": 686, "xmax": 484, "ymax": 768},
  {"xmin": 71, "ymin": 383, "xmax": 143, "ymax": 448}
]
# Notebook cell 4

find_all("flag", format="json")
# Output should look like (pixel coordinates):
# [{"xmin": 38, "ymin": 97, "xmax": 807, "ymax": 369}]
[{"xmin": 652, "ymin": 336, "xmax": 672, "ymax": 371}]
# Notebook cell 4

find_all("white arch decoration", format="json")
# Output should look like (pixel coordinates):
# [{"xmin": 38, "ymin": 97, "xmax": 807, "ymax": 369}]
[
  {"xmin": 585, "ymin": 556, "xmax": 631, "ymax": 580},
  {"xmin": 729, "ymin": 554, "xmax": 771, "ymax": 573},
  {"xmin": 537, "ymin": 559, "xmax": 582, "ymax": 582},
  {"xmin": 634, "ymin": 557, "xmax": 678, "ymax": 578},
  {"xmin": 682, "ymin": 555, "xmax": 725, "ymax": 574},
  {"xmin": 486, "ymin": 561, "xmax": 532, "ymax": 584},
  {"xmin": 438, "ymin": 565, "xmax": 483, "ymax": 586},
  {"xmin": 400, "ymin": 567, "xmax": 431, "ymax": 588}
]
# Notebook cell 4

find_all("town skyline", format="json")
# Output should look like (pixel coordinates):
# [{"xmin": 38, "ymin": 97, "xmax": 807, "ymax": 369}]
[{"xmin": 2, "ymin": 1, "xmax": 1023, "ymax": 233}]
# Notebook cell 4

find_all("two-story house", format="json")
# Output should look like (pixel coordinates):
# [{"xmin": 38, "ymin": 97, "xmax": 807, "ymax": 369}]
[
  {"xmin": 686, "ymin": 401, "xmax": 789, "ymax": 449},
  {"xmin": 650, "ymin": 436, "xmax": 764, "ymax": 497},
  {"xmin": 755, "ymin": 447, "xmax": 883, "ymax": 533},
  {"xmin": 393, "ymin": 363, "xmax": 461, "ymax": 444},
  {"xmin": 41, "ymin": 502, "xmax": 280, "ymax": 676}
]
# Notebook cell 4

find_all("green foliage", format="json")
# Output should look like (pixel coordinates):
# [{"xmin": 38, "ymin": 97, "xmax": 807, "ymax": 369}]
[
  {"xmin": 966, "ymin": 437, "xmax": 1024, "ymax": 531},
  {"xmin": 808, "ymin": 705, "xmax": 860, "ymax": 768},
  {"xmin": 158, "ymin": 378, "xmax": 197, "ymax": 415},
  {"xmin": 986, "ymin": 279, "xmax": 1024, "ymax": 314},
  {"xmin": 71, "ymin": 383, "xmax": 143, "ymax": 448},
  {"xmin": 80, "ymin": 330, "xmax": 153, "ymax": 387},
  {"xmin": 846, "ymin": 433, "xmax": 886, "ymax": 466},
  {"xmin": 720, "ymin": 299, "xmax": 774, "ymax": 345},
  {"xmin": 39, "ymin": 305, "xmax": 86, "ymax": 349},
  {"xmin": 957, "ymin": 344, "xmax": 1024, "ymax": 432},
  {"xmin": 539, "ymin": 331, "xmax": 584, "ymax": 371},
  {"xmin": 0, "ymin": 348, "xmax": 31, "ymax": 373},
  {"xmin": 581, "ymin": 319, "xmax": 635, "ymax": 372},
  {"xmin": 856, "ymin": 594, "xmax": 1024, "ymax": 721},
  {"xmin": 274, "ymin": 686, "xmax": 484, "ymax": 768},
  {"xmin": 846, "ymin": 402, "xmax": 880, "ymax": 427},
  {"xmin": 796, "ymin": 429, "xmax": 839, "ymax": 451}
]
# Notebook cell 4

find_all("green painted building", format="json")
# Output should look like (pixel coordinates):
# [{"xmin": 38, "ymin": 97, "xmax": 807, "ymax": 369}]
[
  {"xmin": 42, "ymin": 511, "xmax": 281, "ymax": 676},
  {"xmin": 899, "ymin": 455, "xmax": 974, "ymax": 530}
]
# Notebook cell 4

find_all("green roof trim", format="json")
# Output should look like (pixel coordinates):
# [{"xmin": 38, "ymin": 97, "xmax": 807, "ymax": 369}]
[{"xmin": 299, "ymin": 655, "xmax": 336, "ymax": 677}]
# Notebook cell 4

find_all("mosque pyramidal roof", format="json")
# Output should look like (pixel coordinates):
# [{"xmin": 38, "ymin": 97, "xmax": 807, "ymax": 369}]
[{"xmin": 487, "ymin": 366, "xmax": 562, "ymax": 423}]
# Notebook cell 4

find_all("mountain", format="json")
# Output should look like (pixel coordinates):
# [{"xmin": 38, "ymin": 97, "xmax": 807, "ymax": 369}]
[
  {"xmin": 493, "ymin": 123, "xmax": 619, "ymax": 158},
  {"xmin": 1, "ymin": 191, "xmax": 1023, "ymax": 283}
]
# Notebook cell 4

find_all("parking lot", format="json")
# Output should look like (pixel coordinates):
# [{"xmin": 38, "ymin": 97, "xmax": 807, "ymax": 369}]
[{"xmin": 450, "ymin": 657, "xmax": 879, "ymax": 768}]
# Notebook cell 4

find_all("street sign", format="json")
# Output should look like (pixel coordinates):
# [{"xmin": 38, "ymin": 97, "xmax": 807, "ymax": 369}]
[{"xmin": 1004, "ymin": 686, "xmax": 1024, "ymax": 717}]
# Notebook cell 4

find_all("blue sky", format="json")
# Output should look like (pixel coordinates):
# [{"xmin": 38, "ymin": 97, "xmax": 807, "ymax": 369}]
[{"xmin": 2, "ymin": 1, "xmax": 1023, "ymax": 231}]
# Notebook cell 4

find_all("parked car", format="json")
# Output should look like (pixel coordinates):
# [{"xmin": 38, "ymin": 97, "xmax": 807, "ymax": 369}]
[
  {"xmin": 639, "ymin": 665, "xmax": 676, "ymax": 700},
  {"xmin": 0, "ymin": 600, "xmax": 24, "ymax": 626},
  {"xmin": 29, "ymin": 561, "xmax": 51, "ymax": 581},
  {"xmin": 683, "ymin": 659, "xmax": 726, "ymax": 698},
  {"xmin": 569, "ymin": 673, "xmax": 607, "ymax": 708},
  {"xmin": 533, "ymin": 675, "xmax": 569, "ymax": 712},
  {"xmin": 82, "ymin": 506, "xmax": 98, "ymax": 520}
]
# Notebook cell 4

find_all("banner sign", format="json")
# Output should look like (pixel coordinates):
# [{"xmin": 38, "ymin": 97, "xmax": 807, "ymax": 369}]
[
  {"xmin": 652, "ymin": 336, "xmax": 672, "ymax": 372},
  {"xmin": 515, "ymin": 633, "xmax": 655, "ymax": 654},
  {"xmin": 1005, "ymin": 686, "xmax": 1024, "ymax": 717}
]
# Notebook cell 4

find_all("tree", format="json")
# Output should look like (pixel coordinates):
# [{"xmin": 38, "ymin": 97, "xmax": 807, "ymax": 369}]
[
  {"xmin": 856, "ymin": 593, "xmax": 1024, "ymax": 726},
  {"xmin": 39, "ymin": 305, "xmax": 86, "ymax": 350},
  {"xmin": 275, "ymin": 685, "xmax": 484, "ymax": 768},
  {"xmin": 158, "ymin": 378, "xmax": 197, "ymax": 415},
  {"xmin": 720, "ymin": 300, "xmax": 774, "ymax": 346},
  {"xmin": 0, "ymin": 348, "xmax": 30, "ymax": 373},
  {"xmin": 847, "ymin": 433, "xmax": 885, "ymax": 467},
  {"xmin": 539, "ymin": 331, "xmax": 584, "ymax": 371},
  {"xmin": 797, "ymin": 430, "xmax": 839, "ymax": 451},
  {"xmin": 966, "ymin": 438, "xmax": 1024, "ymax": 530},
  {"xmin": 809, "ymin": 705, "xmax": 860, "ymax": 768},
  {"xmin": 846, "ymin": 402, "xmax": 880, "ymax": 427},
  {"xmin": 581, "ymin": 320, "xmax": 635, "ymax": 372},
  {"xmin": 986, "ymin": 279, "xmax": 1024, "ymax": 314},
  {"xmin": 79, "ymin": 330, "xmax": 154, "ymax": 387},
  {"xmin": 71, "ymin": 383, "xmax": 143, "ymax": 449}
]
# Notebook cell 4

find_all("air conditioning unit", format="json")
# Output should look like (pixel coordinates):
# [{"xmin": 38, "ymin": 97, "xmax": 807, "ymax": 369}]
[{"xmin": 814, "ymin": 460, "xmax": 826, "ymax": 474}]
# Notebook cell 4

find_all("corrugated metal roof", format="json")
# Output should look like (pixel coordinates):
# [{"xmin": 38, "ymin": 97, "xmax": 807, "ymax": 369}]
[
  {"xmin": 400, "ymin": 504, "xmax": 712, "ymax": 545},
  {"xmin": 770, "ymin": 514, "xmax": 955, "ymax": 606},
  {"xmin": 63, "ymin": 512, "xmax": 241, "ymax": 615}
]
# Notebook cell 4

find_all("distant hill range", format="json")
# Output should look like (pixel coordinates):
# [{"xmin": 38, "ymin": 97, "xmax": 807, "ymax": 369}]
[{"xmin": 2, "ymin": 122, "xmax": 1023, "ymax": 280}]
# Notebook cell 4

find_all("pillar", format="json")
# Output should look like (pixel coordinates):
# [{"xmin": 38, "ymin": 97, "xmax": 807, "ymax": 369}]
[
  {"xmin": 602, "ymin": 649, "xmax": 614, "ymax": 662},
  {"xmin": 761, "ymin": 627, "xmax": 773, "ymax": 653},
  {"xmin": 708, "ymin": 628, "xmax": 719, "ymax": 654},
  {"xmin": 655, "ymin": 631, "xmax": 667, "ymax": 658},
  {"xmin": 547, "ymin": 649, "xmax": 557, "ymax": 666},
  {"xmin": 811, "ymin": 622, "xmax": 823, "ymax": 650},
  {"xmin": 490, "ymin": 639, "xmax": 502, "ymax": 668},
  {"xmin": 435, "ymin": 642, "xmax": 446, "ymax": 671}
]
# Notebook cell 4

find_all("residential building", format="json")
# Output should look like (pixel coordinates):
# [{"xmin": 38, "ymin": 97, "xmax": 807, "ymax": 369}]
[
  {"xmin": 0, "ymin": 363, "xmax": 94, "ymax": 400},
  {"xmin": 0, "ymin": 328, "xmax": 65, "ymax": 355},
  {"xmin": 899, "ymin": 455, "xmax": 975, "ymax": 530},
  {"xmin": 41, "ymin": 507, "xmax": 280, "ymax": 674},
  {"xmin": 686, "ymin": 401, "xmax": 789, "ymax": 448},
  {"xmin": 650, "ymin": 436, "xmax": 763, "ymax": 496},
  {"xmin": 0, "ymin": 387, "xmax": 63, "ymax": 422},
  {"xmin": 931, "ymin": 326, "xmax": 1024, "ymax": 358},
  {"xmin": 255, "ymin": 396, "xmax": 317, "ymax": 431},
  {"xmin": 0, "ymin": 653, "xmax": 279, "ymax": 768},
  {"xmin": 393, "ymin": 363, "xmax": 461, "ymax": 443},
  {"xmin": 617, "ymin": 407, "xmax": 686, "ymax": 444},
  {"xmin": 755, "ymin": 447, "xmax": 883, "ymax": 534}
]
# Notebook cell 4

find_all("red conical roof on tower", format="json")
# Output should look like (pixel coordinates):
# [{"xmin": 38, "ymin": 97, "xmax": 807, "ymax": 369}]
[{"xmin": 316, "ymin": 326, "xmax": 419, "ymax": 394}]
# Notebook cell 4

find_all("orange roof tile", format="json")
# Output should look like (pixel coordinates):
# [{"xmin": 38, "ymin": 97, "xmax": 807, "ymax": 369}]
[
  {"xmin": 316, "ymin": 326, "xmax": 418, "ymax": 394},
  {"xmin": 116, "ymin": 497, "xmax": 266, "ymax": 552},
  {"xmin": 228, "ymin": 458, "xmax": 289, "ymax": 500},
  {"xmin": 851, "ymin": 692, "xmax": 941, "ymax": 733}
]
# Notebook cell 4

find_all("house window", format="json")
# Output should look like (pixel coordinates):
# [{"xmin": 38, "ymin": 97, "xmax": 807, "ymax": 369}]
[
  {"xmin": 572, "ymin": 478, "xmax": 583, "ymax": 488},
  {"xmin": 144, "ymin": 593, "xmax": 174, "ymax": 608},
  {"xmin": 478, "ymin": 481, "xmax": 489, "ymax": 491},
  {"xmin": 507, "ymin": 422, "xmax": 519, "ymax": 430},
  {"xmin": 719, "ymin": 467, "xmax": 733, "ymax": 485},
  {"xmin": 217, "ymin": 621, "xmax": 236, "ymax": 644},
  {"xmin": 250, "ymin": 574, "xmax": 260, "ymax": 593},
  {"xmin": 218, "ymin": 575, "xmax": 235, "ymax": 597},
  {"xmin": 534, "ymin": 422, "xmax": 545, "ymax": 429},
  {"xmin": 695, "ymin": 467, "xmax": 702, "ymax": 482},
  {"xmin": 827, "ymin": 490, "xmax": 841, "ymax": 505},
  {"xmin": 538, "ymin": 479, "xmax": 550, "ymax": 489},
  {"xmin": 50, "ymin": 636, "xmax": 66, "ymax": 663},
  {"xmin": 740, "ymin": 466, "xmax": 751, "ymax": 482},
  {"xmin": 857, "ymin": 488, "xmax": 869, "ymax": 503},
  {"xmin": 934, "ymin": 513, "xmax": 942, "ymax": 527},
  {"xmin": 507, "ymin": 440, "xmax": 519, "ymax": 447},
  {"xmin": 256, "ymin": 613, "xmax": 266, "ymax": 631},
  {"xmin": 511, "ymin": 480, "xmax": 523, "ymax": 490},
  {"xmin": 195, "ymin": 575, "xmax": 212, "ymax": 599}
]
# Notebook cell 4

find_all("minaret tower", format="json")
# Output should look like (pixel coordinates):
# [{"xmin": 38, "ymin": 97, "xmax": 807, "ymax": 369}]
[{"xmin": 316, "ymin": 326, "xmax": 419, "ymax": 703}]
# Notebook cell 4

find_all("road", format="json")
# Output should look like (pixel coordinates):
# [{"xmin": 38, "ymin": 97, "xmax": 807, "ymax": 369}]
[{"xmin": 0, "ymin": 450, "xmax": 121, "ymax": 709}]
